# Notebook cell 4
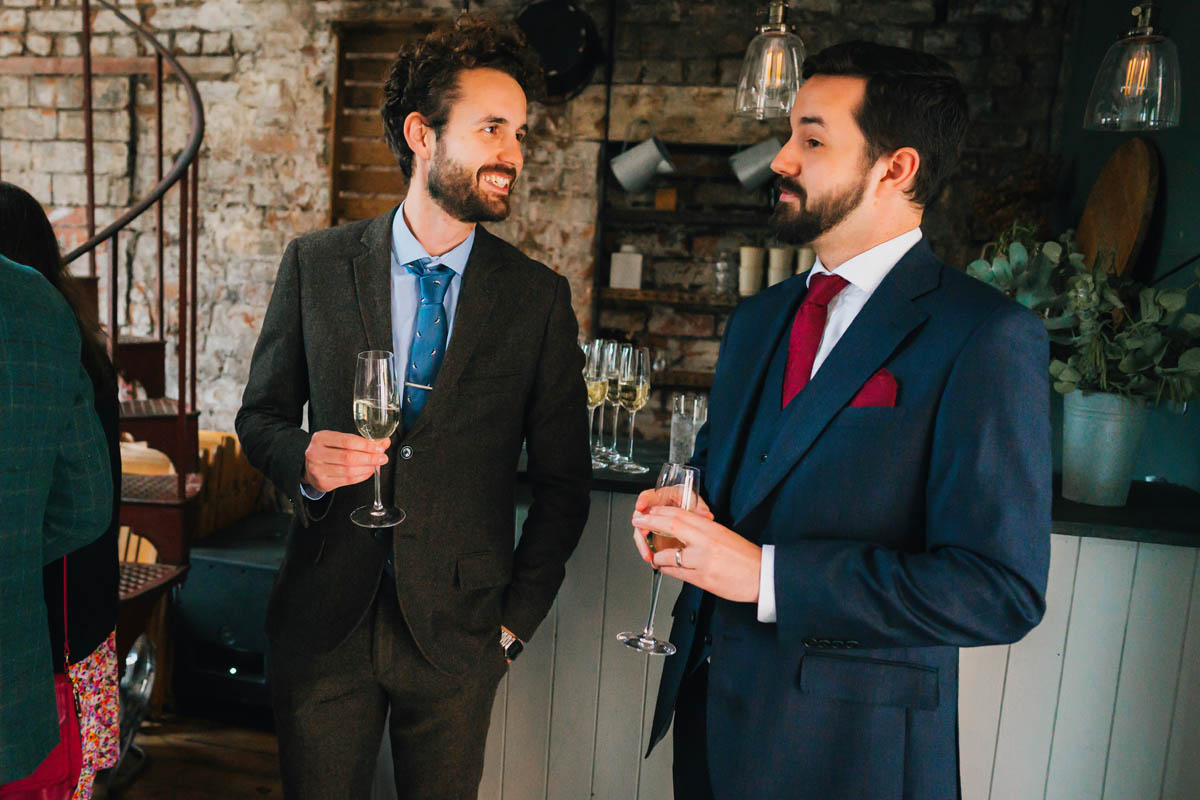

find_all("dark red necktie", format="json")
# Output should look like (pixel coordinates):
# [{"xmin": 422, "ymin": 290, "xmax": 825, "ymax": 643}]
[{"xmin": 782, "ymin": 272, "xmax": 849, "ymax": 407}]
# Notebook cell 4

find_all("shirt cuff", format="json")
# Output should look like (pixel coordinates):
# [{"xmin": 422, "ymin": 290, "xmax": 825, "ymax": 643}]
[
  {"xmin": 299, "ymin": 482, "xmax": 326, "ymax": 501},
  {"xmin": 757, "ymin": 544, "xmax": 777, "ymax": 623}
]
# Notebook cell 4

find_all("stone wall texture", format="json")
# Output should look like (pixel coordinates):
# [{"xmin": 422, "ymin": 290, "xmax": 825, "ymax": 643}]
[{"xmin": 0, "ymin": 0, "xmax": 1077, "ymax": 433}]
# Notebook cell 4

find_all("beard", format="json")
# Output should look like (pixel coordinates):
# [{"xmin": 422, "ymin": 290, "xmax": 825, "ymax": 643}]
[
  {"xmin": 769, "ymin": 170, "xmax": 869, "ymax": 245},
  {"xmin": 426, "ymin": 150, "xmax": 517, "ymax": 223}
]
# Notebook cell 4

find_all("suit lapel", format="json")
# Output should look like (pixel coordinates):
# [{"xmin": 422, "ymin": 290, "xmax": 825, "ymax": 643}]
[
  {"xmin": 351, "ymin": 208, "xmax": 397, "ymax": 354},
  {"xmin": 733, "ymin": 241, "xmax": 940, "ymax": 528},
  {"xmin": 400, "ymin": 225, "xmax": 503, "ymax": 440},
  {"xmin": 706, "ymin": 279, "xmax": 807, "ymax": 513}
]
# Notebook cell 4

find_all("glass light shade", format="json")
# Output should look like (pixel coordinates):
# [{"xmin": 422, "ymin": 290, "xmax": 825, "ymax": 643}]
[
  {"xmin": 735, "ymin": 30, "xmax": 805, "ymax": 121},
  {"xmin": 1084, "ymin": 33, "xmax": 1181, "ymax": 130}
]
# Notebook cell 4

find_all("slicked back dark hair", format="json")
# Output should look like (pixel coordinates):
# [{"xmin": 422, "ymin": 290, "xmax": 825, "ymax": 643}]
[
  {"xmin": 803, "ymin": 41, "xmax": 968, "ymax": 207},
  {"xmin": 382, "ymin": 15, "xmax": 545, "ymax": 178}
]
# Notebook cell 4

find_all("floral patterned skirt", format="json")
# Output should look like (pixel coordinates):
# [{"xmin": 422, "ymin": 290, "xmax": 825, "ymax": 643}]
[{"xmin": 66, "ymin": 631, "xmax": 119, "ymax": 800}]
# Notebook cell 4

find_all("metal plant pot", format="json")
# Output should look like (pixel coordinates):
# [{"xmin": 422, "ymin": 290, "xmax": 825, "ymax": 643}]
[{"xmin": 1061, "ymin": 390, "xmax": 1150, "ymax": 506}]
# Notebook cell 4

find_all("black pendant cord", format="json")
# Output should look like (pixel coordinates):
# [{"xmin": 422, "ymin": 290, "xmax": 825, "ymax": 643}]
[{"xmin": 590, "ymin": 0, "xmax": 617, "ymax": 335}]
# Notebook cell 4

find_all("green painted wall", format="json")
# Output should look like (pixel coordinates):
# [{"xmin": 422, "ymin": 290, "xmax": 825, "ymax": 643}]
[{"xmin": 1052, "ymin": 0, "xmax": 1199, "ymax": 492}]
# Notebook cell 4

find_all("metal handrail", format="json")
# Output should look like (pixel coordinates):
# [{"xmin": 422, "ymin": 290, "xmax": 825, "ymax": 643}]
[{"xmin": 62, "ymin": 0, "xmax": 205, "ymax": 265}]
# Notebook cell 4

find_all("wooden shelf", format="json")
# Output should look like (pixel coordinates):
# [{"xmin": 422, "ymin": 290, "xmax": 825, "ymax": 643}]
[
  {"xmin": 599, "ymin": 287, "xmax": 738, "ymax": 313},
  {"xmin": 656, "ymin": 370, "xmax": 714, "ymax": 389},
  {"xmin": 604, "ymin": 208, "xmax": 772, "ymax": 230}
]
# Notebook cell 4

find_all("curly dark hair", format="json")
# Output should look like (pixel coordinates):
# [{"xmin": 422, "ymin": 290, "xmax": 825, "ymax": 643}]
[{"xmin": 382, "ymin": 15, "xmax": 545, "ymax": 178}]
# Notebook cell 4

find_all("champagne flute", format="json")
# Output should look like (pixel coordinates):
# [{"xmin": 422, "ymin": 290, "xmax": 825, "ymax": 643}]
[
  {"xmin": 614, "ymin": 346, "xmax": 650, "ymax": 474},
  {"xmin": 584, "ymin": 341, "xmax": 608, "ymax": 469},
  {"xmin": 607, "ymin": 342, "xmax": 633, "ymax": 464},
  {"xmin": 592, "ymin": 340, "xmax": 616, "ymax": 465},
  {"xmin": 618, "ymin": 463, "xmax": 698, "ymax": 655},
  {"xmin": 350, "ymin": 350, "xmax": 405, "ymax": 528}
]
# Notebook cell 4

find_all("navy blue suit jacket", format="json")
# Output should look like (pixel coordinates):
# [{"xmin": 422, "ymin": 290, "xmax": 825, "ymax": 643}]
[{"xmin": 648, "ymin": 240, "xmax": 1051, "ymax": 800}]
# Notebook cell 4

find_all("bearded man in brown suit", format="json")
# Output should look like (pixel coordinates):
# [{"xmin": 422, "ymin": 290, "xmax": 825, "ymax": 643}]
[{"xmin": 236, "ymin": 17, "xmax": 591, "ymax": 799}]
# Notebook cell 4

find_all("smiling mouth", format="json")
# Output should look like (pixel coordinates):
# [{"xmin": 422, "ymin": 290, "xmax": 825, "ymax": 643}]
[{"xmin": 481, "ymin": 172, "xmax": 514, "ymax": 194}]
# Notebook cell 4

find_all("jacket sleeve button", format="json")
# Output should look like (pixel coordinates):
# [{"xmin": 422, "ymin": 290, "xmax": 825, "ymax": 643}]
[{"xmin": 400, "ymin": 445, "xmax": 413, "ymax": 459}]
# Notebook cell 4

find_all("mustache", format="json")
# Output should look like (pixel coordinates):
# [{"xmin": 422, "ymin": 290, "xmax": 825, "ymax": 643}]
[
  {"xmin": 477, "ymin": 165, "xmax": 518, "ymax": 182},
  {"xmin": 775, "ymin": 176, "xmax": 805, "ymax": 198}
]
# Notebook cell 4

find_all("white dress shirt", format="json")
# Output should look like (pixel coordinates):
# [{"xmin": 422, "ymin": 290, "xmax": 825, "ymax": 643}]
[{"xmin": 757, "ymin": 227, "xmax": 923, "ymax": 623}]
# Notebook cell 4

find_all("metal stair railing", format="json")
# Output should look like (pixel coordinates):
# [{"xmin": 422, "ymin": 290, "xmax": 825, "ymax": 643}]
[{"xmin": 60, "ymin": 0, "xmax": 206, "ymax": 496}]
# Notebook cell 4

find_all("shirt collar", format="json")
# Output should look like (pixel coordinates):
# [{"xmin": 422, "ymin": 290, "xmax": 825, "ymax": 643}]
[
  {"xmin": 807, "ymin": 227, "xmax": 923, "ymax": 294},
  {"xmin": 391, "ymin": 201, "xmax": 475, "ymax": 276}
]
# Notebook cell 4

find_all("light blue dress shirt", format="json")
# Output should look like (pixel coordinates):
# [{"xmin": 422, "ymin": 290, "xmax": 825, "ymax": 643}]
[{"xmin": 301, "ymin": 203, "xmax": 475, "ymax": 500}]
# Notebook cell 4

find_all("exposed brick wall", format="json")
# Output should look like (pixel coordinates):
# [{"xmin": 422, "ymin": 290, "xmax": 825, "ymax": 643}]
[{"xmin": 0, "ymin": 0, "xmax": 1075, "ymax": 438}]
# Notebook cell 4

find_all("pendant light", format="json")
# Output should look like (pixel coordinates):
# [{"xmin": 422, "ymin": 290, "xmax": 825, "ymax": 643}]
[
  {"xmin": 1083, "ymin": 1, "xmax": 1181, "ymax": 131},
  {"xmin": 734, "ymin": 0, "xmax": 806, "ymax": 121}
]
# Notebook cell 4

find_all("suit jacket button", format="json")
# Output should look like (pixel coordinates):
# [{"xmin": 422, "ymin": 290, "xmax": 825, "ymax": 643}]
[
  {"xmin": 703, "ymin": 634, "xmax": 713, "ymax": 646},
  {"xmin": 689, "ymin": 611, "xmax": 697, "ymax": 625},
  {"xmin": 759, "ymin": 453, "xmax": 768, "ymax": 463},
  {"xmin": 400, "ymin": 445, "xmax": 414, "ymax": 459},
  {"xmin": 803, "ymin": 638, "xmax": 817, "ymax": 647}
]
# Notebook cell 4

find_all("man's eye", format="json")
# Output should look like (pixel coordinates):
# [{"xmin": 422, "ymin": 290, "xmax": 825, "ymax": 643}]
[
  {"xmin": 806, "ymin": 139, "xmax": 822, "ymax": 148},
  {"xmin": 484, "ymin": 126, "xmax": 497, "ymax": 134},
  {"xmin": 516, "ymin": 132, "xmax": 526, "ymax": 143}
]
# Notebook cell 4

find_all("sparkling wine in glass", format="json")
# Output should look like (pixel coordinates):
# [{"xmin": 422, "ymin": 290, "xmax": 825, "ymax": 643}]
[
  {"xmin": 606, "ymin": 342, "xmax": 633, "ymax": 464},
  {"xmin": 618, "ymin": 463, "xmax": 699, "ymax": 656},
  {"xmin": 584, "ymin": 341, "xmax": 608, "ymax": 469},
  {"xmin": 614, "ymin": 347, "xmax": 651, "ymax": 474},
  {"xmin": 592, "ymin": 340, "xmax": 616, "ymax": 465},
  {"xmin": 350, "ymin": 350, "xmax": 405, "ymax": 528}
]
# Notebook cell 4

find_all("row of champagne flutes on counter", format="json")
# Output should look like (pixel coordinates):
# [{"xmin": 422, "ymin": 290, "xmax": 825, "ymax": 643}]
[{"xmin": 582, "ymin": 339, "xmax": 652, "ymax": 474}]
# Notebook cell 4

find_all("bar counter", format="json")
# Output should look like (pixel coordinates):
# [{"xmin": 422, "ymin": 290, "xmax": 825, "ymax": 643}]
[{"xmin": 473, "ymin": 439, "xmax": 1200, "ymax": 799}]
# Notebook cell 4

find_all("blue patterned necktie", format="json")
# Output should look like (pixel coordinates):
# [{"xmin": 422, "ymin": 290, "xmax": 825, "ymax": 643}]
[{"xmin": 403, "ymin": 258, "xmax": 454, "ymax": 431}]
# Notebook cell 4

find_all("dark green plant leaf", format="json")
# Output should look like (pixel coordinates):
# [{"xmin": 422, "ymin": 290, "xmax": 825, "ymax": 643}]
[{"xmin": 1179, "ymin": 348, "xmax": 1200, "ymax": 374}]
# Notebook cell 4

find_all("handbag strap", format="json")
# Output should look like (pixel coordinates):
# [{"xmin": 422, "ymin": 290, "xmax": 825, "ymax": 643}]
[{"xmin": 61, "ymin": 557, "xmax": 69, "ymax": 671}]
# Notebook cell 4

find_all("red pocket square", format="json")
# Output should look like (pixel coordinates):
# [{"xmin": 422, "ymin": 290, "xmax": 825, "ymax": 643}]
[{"xmin": 850, "ymin": 368, "xmax": 898, "ymax": 408}]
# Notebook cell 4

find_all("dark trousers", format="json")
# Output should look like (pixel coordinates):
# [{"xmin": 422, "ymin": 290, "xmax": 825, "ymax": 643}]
[
  {"xmin": 673, "ymin": 661, "xmax": 718, "ymax": 800},
  {"xmin": 269, "ymin": 577, "xmax": 507, "ymax": 800}
]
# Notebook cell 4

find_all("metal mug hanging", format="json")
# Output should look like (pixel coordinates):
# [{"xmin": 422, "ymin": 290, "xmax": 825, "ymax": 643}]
[
  {"xmin": 610, "ymin": 119, "xmax": 676, "ymax": 194},
  {"xmin": 730, "ymin": 137, "xmax": 782, "ymax": 190}
]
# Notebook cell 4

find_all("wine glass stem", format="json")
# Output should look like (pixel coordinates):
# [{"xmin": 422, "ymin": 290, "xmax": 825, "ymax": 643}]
[
  {"xmin": 588, "ymin": 406, "xmax": 597, "ymax": 449},
  {"xmin": 372, "ymin": 465, "xmax": 384, "ymax": 513},
  {"xmin": 626, "ymin": 410, "xmax": 637, "ymax": 461},
  {"xmin": 611, "ymin": 404, "xmax": 621, "ymax": 452},
  {"xmin": 597, "ymin": 402, "xmax": 606, "ymax": 446},
  {"xmin": 643, "ymin": 569, "xmax": 664, "ymax": 638}
]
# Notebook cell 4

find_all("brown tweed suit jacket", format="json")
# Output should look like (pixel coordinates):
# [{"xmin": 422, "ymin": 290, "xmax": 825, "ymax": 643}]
[{"xmin": 236, "ymin": 209, "xmax": 591, "ymax": 675}]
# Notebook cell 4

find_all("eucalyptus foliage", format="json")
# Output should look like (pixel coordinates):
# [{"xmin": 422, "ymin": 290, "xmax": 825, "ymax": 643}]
[{"xmin": 967, "ymin": 222, "xmax": 1200, "ymax": 406}]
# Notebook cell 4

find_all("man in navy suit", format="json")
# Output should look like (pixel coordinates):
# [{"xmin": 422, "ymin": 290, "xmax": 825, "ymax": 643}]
[{"xmin": 632, "ymin": 42, "xmax": 1051, "ymax": 799}]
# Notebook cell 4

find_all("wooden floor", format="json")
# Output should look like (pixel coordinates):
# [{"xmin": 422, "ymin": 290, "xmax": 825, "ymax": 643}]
[{"xmin": 97, "ymin": 715, "xmax": 282, "ymax": 799}]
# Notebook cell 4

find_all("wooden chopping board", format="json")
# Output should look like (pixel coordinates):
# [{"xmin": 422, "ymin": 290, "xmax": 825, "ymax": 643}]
[{"xmin": 1076, "ymin": 137, "xmax": 1158, "ymax": 275}]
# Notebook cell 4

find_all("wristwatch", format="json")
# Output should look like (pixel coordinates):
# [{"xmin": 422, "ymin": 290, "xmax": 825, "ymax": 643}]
[{"xmin": 500, "ymin": 627, "xmax": 524, "ymax": 662}]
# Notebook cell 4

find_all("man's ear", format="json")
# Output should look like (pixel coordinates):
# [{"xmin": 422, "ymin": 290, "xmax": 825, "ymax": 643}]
[
  {"xmin": 403, "ymin": 112, "xmax": 434, "ymax": 164},
  {"xmin": 881, "ymin": 146, "xmax": 921, "ymax": 200}
]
